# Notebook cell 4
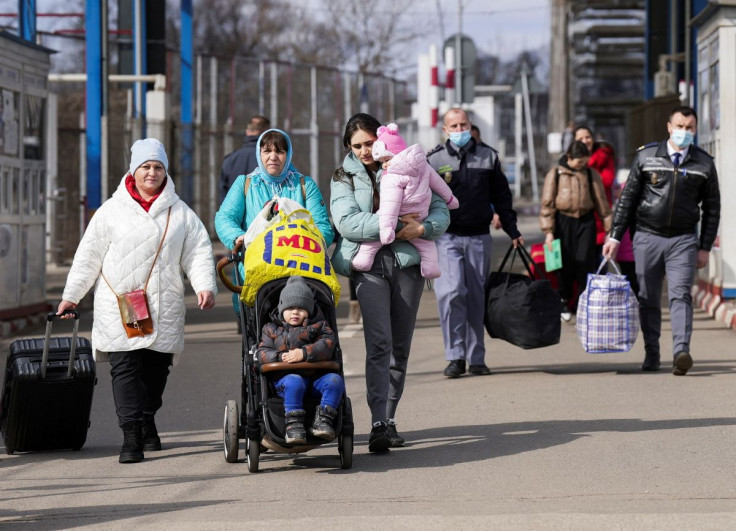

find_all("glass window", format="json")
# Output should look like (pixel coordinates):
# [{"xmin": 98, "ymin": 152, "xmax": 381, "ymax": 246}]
[
  {"xmin": 23, "ymin": 95, "xmax": 45, "ymax": 160},
  {"xmin": 10, "ymin": 167, "xmax": 18, "ymax": 215},
  {"xmin": 22, "ymin": 168, "xmax": 30, "ymax": 215},
  {"xmin": 0, "ymin": 166, "xmax": 6, "ymax": 213},
  {"xmin": 1, "ymin": 89, "xmax": 20, "ymax": 157},
  {"xmin": 38, "ymin": 169, "xmax": 45, "ymax": 215},
  {"xmin": 710, "ymin": 62, "xmax": 719, "ymax": 131}
]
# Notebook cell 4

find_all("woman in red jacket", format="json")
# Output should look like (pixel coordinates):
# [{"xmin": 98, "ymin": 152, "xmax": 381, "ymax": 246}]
[{"xmin": 574, "ymin": 126, "xmax": 615, "ymax": 253}]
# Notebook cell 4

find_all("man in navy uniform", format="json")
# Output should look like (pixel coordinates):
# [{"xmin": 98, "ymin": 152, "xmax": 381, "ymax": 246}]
[
  {"xmin": 603, "ymin": 106, "xmax": 720, "ymax": 375},
  {"xmin": 427, "ymin": 108, "xmax": 523, "ymax": 378}
]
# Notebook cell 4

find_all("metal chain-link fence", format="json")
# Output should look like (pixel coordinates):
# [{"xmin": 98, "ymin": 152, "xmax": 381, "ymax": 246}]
[{"xmin": 50, "ymin": 54, "xmax": 411, "ymax": 263}]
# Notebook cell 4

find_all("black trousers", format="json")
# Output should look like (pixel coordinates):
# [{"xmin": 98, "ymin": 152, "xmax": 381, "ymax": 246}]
[
  {"xmin": 555, "ymin": 211, "xmax": 597, "ymax": 309},
  {"xmin": 109, "ymin": 349, "xmax": 172, "ymax": 426}
]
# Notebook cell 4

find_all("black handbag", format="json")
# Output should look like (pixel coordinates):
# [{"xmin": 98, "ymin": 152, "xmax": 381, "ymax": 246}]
[{"xmin": 484, "ymin": 244, "xmax": 561, "ymax": 349}]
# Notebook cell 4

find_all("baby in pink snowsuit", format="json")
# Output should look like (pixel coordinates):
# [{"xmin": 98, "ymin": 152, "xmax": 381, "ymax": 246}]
[{"xmin": 352, "ymin": 123, "xmax": 459, "ymax": 279}]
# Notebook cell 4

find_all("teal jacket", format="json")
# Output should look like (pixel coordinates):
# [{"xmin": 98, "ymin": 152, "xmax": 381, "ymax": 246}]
[
  {"xmin": 329, "ymin": 151, "xmax": 450, "ymax": 277},
  {"xmin": 215, "ymin": 129, "xmax": 334, "ymax": 250}
]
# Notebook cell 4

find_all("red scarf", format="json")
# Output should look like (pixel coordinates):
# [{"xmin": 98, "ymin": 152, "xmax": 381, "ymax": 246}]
[{"xmin": 126, "ymin": 174, "xmax": 166, "ymax": 212}]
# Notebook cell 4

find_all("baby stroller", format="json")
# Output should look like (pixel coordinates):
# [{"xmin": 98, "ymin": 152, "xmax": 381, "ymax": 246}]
[{"xmin": 217, "ymin": 243, "xmax": 354, "ymax": 472}]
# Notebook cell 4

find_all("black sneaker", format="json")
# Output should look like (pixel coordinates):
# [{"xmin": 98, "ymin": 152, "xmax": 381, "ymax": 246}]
[
  {"xmin": 386, "ymin": 420, "xmax": 405, "ymax": 447},
  {"xmin": 443, "ymin": 360, "xmax": 466, "ymax": 378},
  {"xmin": 368, "ymin": 421, "xmax": 391, "ymax": 453}
]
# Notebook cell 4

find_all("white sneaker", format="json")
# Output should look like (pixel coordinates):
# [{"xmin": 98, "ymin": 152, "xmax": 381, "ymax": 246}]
[{"xmin": 561, "ymin": 311, "xmax": 572, "ymax": 322}]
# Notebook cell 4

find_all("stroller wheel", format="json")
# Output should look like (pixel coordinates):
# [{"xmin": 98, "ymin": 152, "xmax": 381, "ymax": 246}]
[
  {"xmin": 223, "ymin": 400, "xmax": 239, "ymax": 463},
  {"xmin": 246, "ymin": 437, "xmax": 260, "ymax": 473},
  {"xmin": 339, "ymin": 434, "xmax": 353, "ymax": 469}
]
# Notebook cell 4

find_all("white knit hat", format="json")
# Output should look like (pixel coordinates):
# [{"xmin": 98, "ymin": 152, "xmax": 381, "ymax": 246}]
[{"xmin": 129, "ymin": 138, "xmax": 168, "ymax": 175}]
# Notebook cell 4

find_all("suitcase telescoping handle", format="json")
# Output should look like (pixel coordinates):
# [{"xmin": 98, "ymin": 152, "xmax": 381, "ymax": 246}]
[{"xmin": 42, "ymin": 310, "xmax": 80, "ymax": 379}]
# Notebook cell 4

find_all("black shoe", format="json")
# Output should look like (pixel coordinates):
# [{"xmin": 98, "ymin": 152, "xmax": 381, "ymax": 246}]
[
  {"xmin": 468, "ymin": 364, "xmax": 492, "ymax": 376},
  {"xmin": 142, "ymin": 415, "xmax": 162, "ymax": 451},
  {"xmin": 285, "ymin": 409, "xmax": 307, "ymax": 444},
  {"xmin": 309, "ymin": 405, "xmax": 337, "ymax": 441},
  {"xmin": 642, "ymin": 353, "xmax": 661, "ymax": 372},
  {"xmin": 673, "ymin": 352, "xmax": 693, "ymax": 376},
  {"xmin": 368, "ymin": 421, "xmax": 391, "ymax": 453},
  {"xmin": 386, "ymin": 420, "xmax": 405, "ymax": 447},
  {"xmin": 444, "ymin": 360, "xmax": 466, "ymax": 378},
  {"xmin": 119, "ymin": 421, "xmax": 144, "ymax": 464}
]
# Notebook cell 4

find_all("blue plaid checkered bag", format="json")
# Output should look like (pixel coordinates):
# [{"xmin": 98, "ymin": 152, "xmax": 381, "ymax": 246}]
[{"xmin": 576, "ymin": 259, "xmax": 639, "ymax": 353}]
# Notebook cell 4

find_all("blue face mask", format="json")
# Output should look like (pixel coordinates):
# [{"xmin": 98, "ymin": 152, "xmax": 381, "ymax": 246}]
[
  {"xmin": 449, "ymin": 129, "xmax": 472, "ymax": 148},
  {"xmin": 670, "ymin": 129, "xmax": 694, "ymax": 149}
]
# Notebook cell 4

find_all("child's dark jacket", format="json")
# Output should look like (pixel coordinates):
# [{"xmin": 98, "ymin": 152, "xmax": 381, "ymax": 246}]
[{"xmin": 256, "ymin": 308, "xmax": 336, "ymax": 365}]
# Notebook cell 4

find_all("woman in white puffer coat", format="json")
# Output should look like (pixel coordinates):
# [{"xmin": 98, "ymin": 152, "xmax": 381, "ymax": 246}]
[{"xmin": 57, "ymin": 138, "xmax": 217, "ymax": 464}]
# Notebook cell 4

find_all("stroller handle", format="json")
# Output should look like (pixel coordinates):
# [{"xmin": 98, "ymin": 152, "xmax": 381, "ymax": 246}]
[{"xmin": 217, "ymin": 240, "xmax": 244, "ymax": 294}]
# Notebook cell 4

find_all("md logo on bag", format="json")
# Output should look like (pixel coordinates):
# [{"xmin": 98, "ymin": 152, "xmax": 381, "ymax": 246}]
[{"xmin": 262, "ymin": 223, "xmax": 331, "ymax": 275}]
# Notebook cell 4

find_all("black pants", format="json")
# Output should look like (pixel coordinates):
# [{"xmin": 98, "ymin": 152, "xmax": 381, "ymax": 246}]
[
  {"xmin": 555, "ymin": 211, "xmax": 597, "ymax": 309},
  {"xmin": 109, "ymin": 349, "xmax": 172, "ymax": 426}
]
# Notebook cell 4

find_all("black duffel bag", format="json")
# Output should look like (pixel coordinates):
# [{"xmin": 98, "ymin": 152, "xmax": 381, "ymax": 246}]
[{"xmin": 484, "ymin": 244, "xmax": 561, "ymax": 349}]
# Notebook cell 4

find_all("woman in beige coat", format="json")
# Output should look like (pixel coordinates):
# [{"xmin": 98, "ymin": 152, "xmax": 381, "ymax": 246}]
[{"xmin": 540, "ymin": 140, "xmax": 612, "ymax": 321}]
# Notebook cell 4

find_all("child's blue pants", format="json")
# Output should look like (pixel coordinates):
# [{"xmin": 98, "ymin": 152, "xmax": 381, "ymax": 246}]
[{"xmin": 275, "ymin": 372, "xmax": 345, "ymax": 412}]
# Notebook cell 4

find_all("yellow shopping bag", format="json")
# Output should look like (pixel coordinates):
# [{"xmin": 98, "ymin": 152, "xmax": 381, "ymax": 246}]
[{"xmin": 241, "ymin": 209, "xmax": 341, "ymax": 306}]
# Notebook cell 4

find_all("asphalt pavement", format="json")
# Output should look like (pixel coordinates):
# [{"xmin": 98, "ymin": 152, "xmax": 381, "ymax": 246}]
[{"xmin": 2, "ymin": 214, "xmax": 736, "ymax": 529}]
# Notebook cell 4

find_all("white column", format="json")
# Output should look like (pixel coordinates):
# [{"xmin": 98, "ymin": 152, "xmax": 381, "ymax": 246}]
[{"xmin": 444, "ymin": 45, "xmax": 455, "ymax": 110}]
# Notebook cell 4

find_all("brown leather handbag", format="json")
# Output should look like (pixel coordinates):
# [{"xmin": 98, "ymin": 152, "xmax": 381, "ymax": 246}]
[{"xmin": 103, "ymin": 208, "xmax": 171, "ymax": 338}]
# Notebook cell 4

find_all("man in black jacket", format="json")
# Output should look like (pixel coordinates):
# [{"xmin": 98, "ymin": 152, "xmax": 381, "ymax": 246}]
[
  {"xmin": 219, "ymin": 115, "xmax": 270, "ymax": 202},
  {"xmin": 427, "ymin": 108, "xmax": 523, "ymax": 378},
  {"xmin": 603, "ymin": 106, "xmax": 721, "ymax": 375}
]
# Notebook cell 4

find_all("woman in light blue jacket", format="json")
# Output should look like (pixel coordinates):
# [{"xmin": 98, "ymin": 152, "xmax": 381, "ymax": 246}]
[
  {"xmin": 330, "ymin": 113, "xmax": 450, "ymax": 453},
  {"xmin": 216, "ymin": 128, "xmax": 333, "ymax": 251},
  {"xmin": 215, "ymin": 129, "xmax": 333, "ymax": 322}
]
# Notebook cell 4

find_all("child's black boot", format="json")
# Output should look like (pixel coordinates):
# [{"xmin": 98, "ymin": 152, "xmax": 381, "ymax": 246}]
[
  {"xmin": 284, "ymin": 409, "xmax": 307, "ymax": 444},
  {"xmin": 309, "ymin": 405, "xmax": 337, "ymax": 441}
]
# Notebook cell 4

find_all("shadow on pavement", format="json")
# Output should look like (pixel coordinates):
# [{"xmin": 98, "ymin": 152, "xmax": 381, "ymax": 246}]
[
  {"xmin": 348, "ymin": 416, "xmax": 736, "ymax": 473},
  {"xmin": 0, "ymin": 500, "xmax": 229, "ymax": 530}
]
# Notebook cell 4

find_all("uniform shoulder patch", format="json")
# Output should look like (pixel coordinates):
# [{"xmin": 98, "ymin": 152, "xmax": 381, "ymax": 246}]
[
  {"xmin": 426, "ymin": 144, "xmax": 444, "ymax": 157},
  {"xmin": 637, "ymin": 142, "xmax": 658, "ymax": 151}
]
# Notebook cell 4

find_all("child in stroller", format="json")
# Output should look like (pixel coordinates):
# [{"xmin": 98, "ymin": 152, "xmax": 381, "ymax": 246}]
[{"xmin": 256, "ymin": 276, "xmax": 345, "ymax": 444}]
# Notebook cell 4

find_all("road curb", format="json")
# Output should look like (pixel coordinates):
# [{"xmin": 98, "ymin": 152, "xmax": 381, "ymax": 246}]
[
  {"xmin": 0, "ymin": 311, "xmax": 49, "ymax": 339},
  {"xmin": 692, "ymin": 278, "xmax": 736, "ymax": 331}
]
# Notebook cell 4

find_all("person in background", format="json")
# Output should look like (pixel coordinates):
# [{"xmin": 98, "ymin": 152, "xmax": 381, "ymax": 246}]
[
  {"xmin": 540, "ymin": 140, "xmax": 612, "ymax": 322},
  {"xmin": 427, "ymin": 108, "xmax": 523, "ymax": 379},
  {"xmin": 561, "ymin": 120, "xmax": 576, "ymax": 154},
  {"xmin": 470, "ymin": 125, "xmax": 484, "ymax": 146},
  {"xmin": 219, "ymin": 115, "xmax": 270, "ymax": 202},
  {"xmin": 330, "ymin": 113, "xmax": 450, "ymax": 452},
  {"xmin": 603, "ymin": 105, "xmax": 720, "ymax": 375},
  {"xmin": 574, "ymin": 125, "xmax": 616, "ymax": 255},
  {"xmin": 57, "ymin": 138, "xmax": 217, "ymax": 464}
]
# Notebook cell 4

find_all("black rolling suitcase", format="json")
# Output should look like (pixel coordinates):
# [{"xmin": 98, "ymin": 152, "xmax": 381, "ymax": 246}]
[{"xmin": 1, "ymin": 311, "xmax": 96, "ymax": 454}]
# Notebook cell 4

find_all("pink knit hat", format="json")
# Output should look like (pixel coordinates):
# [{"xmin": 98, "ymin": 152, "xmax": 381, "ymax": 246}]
[{"xmin": 372, "ymin": 123, "xmax": 408, "ymax": 161}]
